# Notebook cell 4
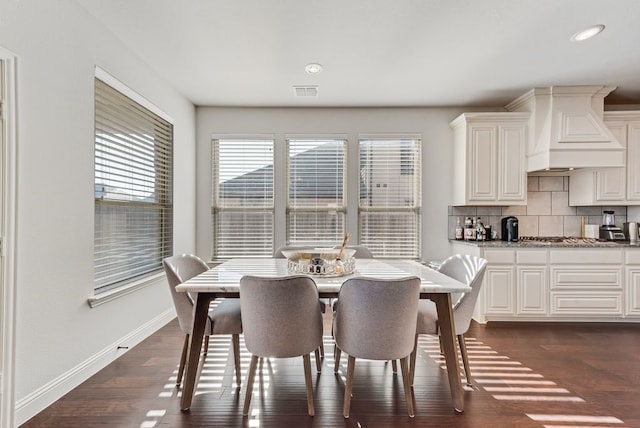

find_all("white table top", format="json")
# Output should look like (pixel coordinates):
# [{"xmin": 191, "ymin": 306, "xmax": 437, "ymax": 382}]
[{"xmin": 176, "ymin": 258, "xmax": 470, "ymax": 295}]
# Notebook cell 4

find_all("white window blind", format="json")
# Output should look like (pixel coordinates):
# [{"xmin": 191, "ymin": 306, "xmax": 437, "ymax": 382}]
[
  {"xmin": 212, "ymin": 138, "xmax": 274, "ymax": 258},
  {"xmin": 94, "ymin": 78, "xmax": 173, "ymax": 292},
  {"xmin": 359, "ymin": 137, "xmax": 421, "ymax": 258},
  {"xmin": 287, "ymin": 138, "xmax": 346, "ymax": 246}
]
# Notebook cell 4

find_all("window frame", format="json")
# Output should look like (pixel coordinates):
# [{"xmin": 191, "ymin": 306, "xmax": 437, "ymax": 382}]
[
  {"xmin": 92, "ymin": 68, "xmax": 174, "ymax": 297},
  {"xmin": 285, "ymin": 136, "xmax": 348, "ymax": 247},
  {"xmin": 211, "ymin": 136, "xmax": 275, "ymax": 259},
  {"xmin": 358, "ymin": 135, "xmax": 422, "ymax": 259},
  {"xmin": 208, "ymin": 133, "xmax": 422, "ymax": 259}
]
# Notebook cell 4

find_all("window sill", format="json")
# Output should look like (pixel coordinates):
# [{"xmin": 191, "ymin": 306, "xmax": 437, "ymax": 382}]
[{"xmin": 87, "ymin": 272, "xmax": 165, "ymax": 308}]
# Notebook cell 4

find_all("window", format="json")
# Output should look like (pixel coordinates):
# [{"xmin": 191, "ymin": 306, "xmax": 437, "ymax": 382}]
[
  {"xmin": 94, "ymin": 78, "xmax": 173, "ymax": 293},
  {"xmin": 212, "ymin": 138, "xmax": 274, "ymax": 258},
  {"xmin": 359, "ymin": 137, "xmax": 421, "ymax": 258},
  {"xmin": 209, "ymin": 134, "xmax": 421, "ymax": 258},
  {"xmin": 287, "ymin": 138, "xmax": 346, "ymax": 246}
]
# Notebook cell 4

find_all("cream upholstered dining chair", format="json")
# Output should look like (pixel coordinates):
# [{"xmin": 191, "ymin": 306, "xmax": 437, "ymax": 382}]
[
  {"xmin": 411, "ymin": 254, "xmax": 488, "ymax": 386},
  {"xmin": 239, "ymin": 275, "xmax": 323, "ymax": 416},
  {"xmin": 333, "ymin": 276, "xmax": 421, "ymax": 418},
  {"xmin": 163, "ymin": 254, "xmax": 243, "ymax": 388}
]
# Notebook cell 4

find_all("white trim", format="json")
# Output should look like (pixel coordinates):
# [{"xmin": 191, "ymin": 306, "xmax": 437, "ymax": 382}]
[
  {"xmin": 284, "ymin": 133, "xmax": 349, "ymax": 140},
  {"xmin": 0, "ymin": 48, "xmax": 18, "ymax": 428},
  {"xmin": 15, "ymin": 308, "xmax": 176, "ymax": 426},
  {"xmin": 87, "ymin": 272, "xmax": 165, "ymax": 308},
  {"xmin": 358, "ymin": 133, "xmax": 422, "ymax": 140},
  {"xmin": 94, "ymin": 66, "xmax": 174, "ymax": 124},
  {"xmin": 210, "ymin": 133, "xmax": 275, "ymax": 141}
]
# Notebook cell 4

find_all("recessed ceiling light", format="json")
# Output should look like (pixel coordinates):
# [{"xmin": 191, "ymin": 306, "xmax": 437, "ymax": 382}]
[
  {"xmin": 305, "ymin": 63, "xmax": 323, "ymax": 74},
  {"xmin": 571, "ymin": 24, "xmax": 605, "ymax": 42}
]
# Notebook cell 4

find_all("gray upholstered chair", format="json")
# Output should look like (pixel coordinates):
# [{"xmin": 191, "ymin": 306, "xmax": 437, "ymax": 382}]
[
  {"xmin": 163, "ymin": 254, "xmax": 243, "ymax": 387},
  {"xmin": 240, "ymin": 275, "xmax": 323, "ymax": 417},
  {"xmin": 273, "ymin": 245, "xmax": 329, "ymax": 360},
  {"xmin": 411, "ymin": 254, "xmax": 488, "ymax": 386},
  {"xmin": 273, "ymin": 245, "xmax": 328, "ymax": 313},
  {"xmin": 333, "ymin": 276, "xmax": 421, "ymax": 418},
  {"xmin": 334, "ymin": 245, "xmax": 374, "ymax": 258}
]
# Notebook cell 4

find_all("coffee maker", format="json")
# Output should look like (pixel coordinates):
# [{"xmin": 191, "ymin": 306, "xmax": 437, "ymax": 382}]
[
  {"xmin": 599, "ymin": 210, "xmax": 626, "ymax": 241},
  {"xmin": 501, "ymin": 216, "xmax": 519, "ymax": 242}
]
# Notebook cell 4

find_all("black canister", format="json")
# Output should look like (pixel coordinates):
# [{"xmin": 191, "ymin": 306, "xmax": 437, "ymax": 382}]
[{"xmin": 501, "ymin": 216, "xmax": 519, "ymax": 242}]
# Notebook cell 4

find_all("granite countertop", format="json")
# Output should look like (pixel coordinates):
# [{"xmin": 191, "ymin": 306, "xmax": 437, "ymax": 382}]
[{"xmin": 450, "ymin": 239, "xmax": 640, "ymax": 248}]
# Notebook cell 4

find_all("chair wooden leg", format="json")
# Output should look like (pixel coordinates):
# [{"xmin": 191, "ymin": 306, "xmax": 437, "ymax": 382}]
[
  {"xmin": 319, "ymin": 341, "xmax": 325, "ymax": 357},
  {"xmin": 391, "ymin": 359, "xmax": 398, "ymax": 373},
  {"xmin": 400, "ymin": 356, "xmax": 415, "ymax": 418},
  {"xmin": 314, "ymin": 348, "xmax": 322, "ymax": 372},
  {"xmin": 232, "ymin": 334, "xmax": 241, "ymax": 387},
  {"xmin": 458, "ymin": 334, "xmax": 472, "ymax": 386},
  {"xmin": 203, "ymin": 335, "xmax": 210, "ymax": 357},
  {"xmin": 303, "ymin": 354, "xmax": 315, "ymax": 416},
  {"xmin": 343, "ymin": 355, "xmax": 356, "ymax": 418},
  {"xmin": 410, "ymin": 334, "xmax": 418, "ymax": 386},
  {"xmin": 334, "ymin": 347, "xmax": 342, "ymax": 373},
  {"xmin": 243, "ymin": 355, "xmax": 259, "ymax": 416},
  {"xmin": 176, "ymin": 334, "xmax": 189, "ymax": 386}
]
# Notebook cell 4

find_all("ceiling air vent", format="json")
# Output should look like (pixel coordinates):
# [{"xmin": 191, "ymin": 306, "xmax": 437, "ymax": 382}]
[{"xmin": 293, "ymin": 85, "xmax": 319, "ymax": 97}]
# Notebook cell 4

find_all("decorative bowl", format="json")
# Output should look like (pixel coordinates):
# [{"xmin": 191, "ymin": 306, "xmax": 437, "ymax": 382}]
[{"xmin": 281, "ymin": 248, "xmax": 356, "ymax": 276}]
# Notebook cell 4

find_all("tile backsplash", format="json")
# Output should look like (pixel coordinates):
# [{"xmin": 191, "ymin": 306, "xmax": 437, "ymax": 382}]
[{"xmin": 448, "ymin": 176, "xmax": 628, "ymax": 240}]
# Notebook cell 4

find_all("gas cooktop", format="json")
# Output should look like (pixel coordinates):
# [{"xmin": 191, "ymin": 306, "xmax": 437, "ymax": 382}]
[{"xmin": 518, "ymin": 236, "xmax": 618, "ymax": 246}]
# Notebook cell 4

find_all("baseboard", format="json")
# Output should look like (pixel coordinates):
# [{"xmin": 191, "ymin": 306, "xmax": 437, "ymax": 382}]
[{"xmin": 15, "ymin": 308, "xmax": 176, "ymax": 426}]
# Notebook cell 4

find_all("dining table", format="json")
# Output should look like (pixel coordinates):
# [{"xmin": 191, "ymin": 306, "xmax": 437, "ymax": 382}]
[{"xmin": 175, "ymin": 257, "xmax": 471, "ymax": 412}]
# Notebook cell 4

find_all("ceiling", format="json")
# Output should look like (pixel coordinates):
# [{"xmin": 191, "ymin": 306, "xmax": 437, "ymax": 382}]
[{"xmin": 75, "ymin": 0, "xmax": 640, "ymax": 108}]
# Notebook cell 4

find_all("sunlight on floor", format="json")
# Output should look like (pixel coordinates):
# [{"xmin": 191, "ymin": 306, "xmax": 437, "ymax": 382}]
[{"xmin": 420, "ymin": 335, "xmax": 628, "ymax": 427}]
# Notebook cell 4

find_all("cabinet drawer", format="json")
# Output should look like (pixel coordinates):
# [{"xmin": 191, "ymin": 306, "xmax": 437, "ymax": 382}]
[
  {"xmin": 625, "ymin": 249, "xmax": 640, "ymax": 265},
  {"xmin": 483, "ymin": 249, "xmax": 515, "ymax": 264},
  {"xmin": 517, "ymin": 249, "xmax": 547, "ymax": 264},
  {"xmin": 550, "ymin": 249, "xmax": 623, "ymax": 264},
  {"xmin": 551, "ymin": 292, "xmax": 622, "ymax": 315},
  {"xmin": 551, "ymin": 267, "xmax": 621, "ymax": 289}
]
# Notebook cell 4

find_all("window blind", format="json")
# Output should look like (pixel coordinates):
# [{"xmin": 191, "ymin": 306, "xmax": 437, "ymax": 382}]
[
  {"xmin": 359, "ymin": 138, "xmax": 421, "ymax": 258},
  {"xmin": 94, "ymin": 78, "xmax": 173, "ymax": 292},
  {"xmin": 212, "ymin": 139, "xmax": 274, "ymax": 258},
  {"xmin": 287, "ymin": 139, "xmax": 346, "ymax": 246}
]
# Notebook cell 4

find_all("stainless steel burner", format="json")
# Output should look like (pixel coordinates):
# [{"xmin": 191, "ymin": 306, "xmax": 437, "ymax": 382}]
[{"xmin": 518, "ymin": 236, "xmax": 615, "ymax": 246}]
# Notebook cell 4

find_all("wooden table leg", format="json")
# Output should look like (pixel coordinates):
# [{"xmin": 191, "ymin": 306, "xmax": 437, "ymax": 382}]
[
  {"xmin": 429, "ymin": 293, "xmax": 464, "ymax": 413},
  {"xmin": 180, "ymin": 292, "xmax": 214, "ymax": 411}
]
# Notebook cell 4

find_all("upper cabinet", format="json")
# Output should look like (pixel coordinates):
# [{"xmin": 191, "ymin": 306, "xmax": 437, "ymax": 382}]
[
  {"xmin": 451, "ymin": 112, "xmax": 530, "ymax": 206},
  {"xmin": 569, "ymin": 112, "xmax": 640, "ymax": 206}
]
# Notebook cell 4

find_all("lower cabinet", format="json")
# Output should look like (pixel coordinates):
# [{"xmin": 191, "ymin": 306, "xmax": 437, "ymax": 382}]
[
  {"xmin": 625, "ymin": 250, "xmax": 640, "ymax": 316},
  {"xmin": 483, "ymin": 249, "xmax": 515, "ymax": 315},
  {"xmin": 549, "ymin": 249, "xmax": 623, "ymax": 317},
  {"xmin": 516, "ymin": 250, "xmax": 548, "ymax": 315},
  {"xmin": 450, "ymin": 243, "xmax": 640, "ymax": 322},
  {"xmin": 478, "ymin": 248, "xmax": 548, "ymax": 320}
]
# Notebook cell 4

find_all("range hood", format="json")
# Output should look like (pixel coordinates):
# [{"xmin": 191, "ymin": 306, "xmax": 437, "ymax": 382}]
[{"xmin": 505, "ymin": 86, "xmax": 624, "ymax": 172}]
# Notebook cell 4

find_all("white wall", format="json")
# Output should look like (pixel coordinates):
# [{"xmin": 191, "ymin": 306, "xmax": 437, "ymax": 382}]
[
  {"xmin": 0, "ymin": 1, "xmax": 196, "ymax": 424},
  {"xmin": 196, "ymin": 107, "xmax": 474, "ymax": 263}
]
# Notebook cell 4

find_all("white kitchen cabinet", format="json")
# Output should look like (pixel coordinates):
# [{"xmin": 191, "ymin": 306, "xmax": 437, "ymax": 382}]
[
  {"xmin": 569, "ymin": 111, "xmax": 640, "ymax": 205},
  {"xmin": 451, "ymin": 242, "xmax": 640, "ymax": 323},
  {"xmin": 625, "ymin": 250, "xmax": 640, "ymax": 317},
  {"xmin": 549, "ymin": 249, "xmax": 623, "ymax": 316},
  {"xmin": 481, "ymin": 249, "xmax": 516, "ymax": 316},
  {"xmin": 516, "ymin": 250, "xmax": 548, "ymax": 315},
  {"xmin": 450, "ymin": 113, "xmax": 529, "ymax": 206}
]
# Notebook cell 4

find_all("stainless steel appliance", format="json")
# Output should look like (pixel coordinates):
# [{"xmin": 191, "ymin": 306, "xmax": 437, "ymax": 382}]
[
  {"xmin": 501, "ymin": 216, "xmax": 518, "ymax": 242},
  {"xmin": 599, "ymin": 210, "xmax": 626, "ymax": 241},
  {"xmin": 623, "ymin": 222, "xmax": 639, "ymax": 243}
]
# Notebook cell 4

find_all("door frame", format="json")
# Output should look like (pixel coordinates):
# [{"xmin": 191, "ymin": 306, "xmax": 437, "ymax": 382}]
[{"xmin": 0, "ymin": 48, "xmax": 18, "ymax": 428}]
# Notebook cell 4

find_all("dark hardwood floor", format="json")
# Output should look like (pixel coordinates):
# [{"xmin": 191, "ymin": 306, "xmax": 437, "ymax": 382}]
[{"xmin": 23, "ymin": 314, "xmax": 640, "ymax": 427}]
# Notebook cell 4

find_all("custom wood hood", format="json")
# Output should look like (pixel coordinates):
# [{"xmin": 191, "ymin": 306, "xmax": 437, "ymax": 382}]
[{"xmin": 506, "ymin": 86, "xmax": 624, "ymax": 172}]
